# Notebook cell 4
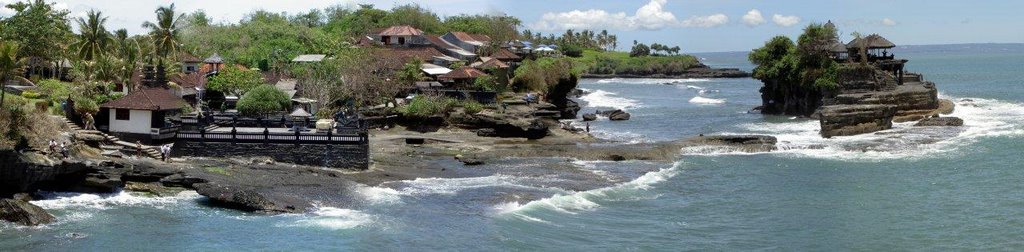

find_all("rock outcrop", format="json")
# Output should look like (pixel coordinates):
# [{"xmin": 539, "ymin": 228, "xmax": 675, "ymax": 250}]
[
  {"xmin": 598, "ymin": 109, "xmax": 632, "ymax": 121},
  {"xmin": 582, "ymin": 113, "xmax": 597, "ymax": 121},
  {"xmin": 0, "ymin": 197, "xmax": 54, "ymax": 226},
  {"xmin": 819, "ymin": 104, "xmax": 897, "ymax": 138},
  {"xmin": 914, "ymin": 117, "xmax": 964, "ymax": 127}
]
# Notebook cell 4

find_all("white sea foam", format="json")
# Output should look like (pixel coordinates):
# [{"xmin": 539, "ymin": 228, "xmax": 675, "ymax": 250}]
[
  {"xmin": 588, "ymin": 130, "xmax": 649, "ymax": 144},
  {"xmin": 32, "ymin": 191, "xmax": 201, "ymax": 210},
  {"xmin": 688, "ymin": 96, "xmax": 726, "ymax": 105},
  {"xmin": 579, "ymin": 90, "xmax": 640, "ymax": 110},
  {"xmin": 690, "ymin": 96, "xmax": 1024, "ymax": 160},
  {"xmin": 592, "ymin": 78, "xmax": 709, "ymax": 85},
  {"xmin": 500, "ymin": 162, "xmax": 681, "ymax": 215},
  {"xmin": 289, "ymin": 207, "xmax": 374, "ymax": 230},
  {"xmin": 401, "ymin": 175, "xmax": 560, "ymax": 195},
  {"xmin": 353, "ymin": 184, "xmax": 403, "ymax": 205}
]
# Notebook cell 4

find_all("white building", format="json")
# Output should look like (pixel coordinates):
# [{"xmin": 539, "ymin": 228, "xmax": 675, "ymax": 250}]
[{"xmin": 99, "ymin": 87, "xmax": 186, "ymax": 142}]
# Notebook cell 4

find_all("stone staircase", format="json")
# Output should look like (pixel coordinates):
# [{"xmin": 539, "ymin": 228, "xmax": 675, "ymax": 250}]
[{"xmin": 58, "ymin": 116, "xmax": 162, "ymax": 159}]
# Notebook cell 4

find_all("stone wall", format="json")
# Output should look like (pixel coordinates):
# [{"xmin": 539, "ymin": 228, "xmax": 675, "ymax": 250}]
[{"xmin": 173, "ymin": 142, "xmax": 369, "ymax": 170}]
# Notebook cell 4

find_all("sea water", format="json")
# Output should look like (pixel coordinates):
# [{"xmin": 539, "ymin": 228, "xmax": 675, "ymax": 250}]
[{"xmin": 3, "ymin": 44, "xmax": 1024, "ymax": 251}]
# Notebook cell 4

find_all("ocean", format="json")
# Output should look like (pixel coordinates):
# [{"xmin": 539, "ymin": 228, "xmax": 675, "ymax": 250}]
[{"xmin": 3, "ymin": 44, "xmax": 1024, "ymax": 251}]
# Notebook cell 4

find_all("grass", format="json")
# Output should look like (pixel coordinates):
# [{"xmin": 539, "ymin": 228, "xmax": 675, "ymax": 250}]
[
  {"xmin": 569, "ymin": 50, "xmax": 702, "ymax": 75},
  {"xmin": 204, "ymin": 165, "xmax": 231, "ymax": 176}
]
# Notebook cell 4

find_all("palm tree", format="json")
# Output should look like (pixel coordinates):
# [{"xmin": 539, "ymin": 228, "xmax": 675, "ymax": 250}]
[
  {"xmin": 0, "ymin": 41, "xmax": 29, "ymax": 109},
  {"xmin": 142, "ymin": 4, "xmax": 185, "ymax": 59},
  {"xmin": 73, "ymin": 10, "xmax": 113, "ymax": 62}
]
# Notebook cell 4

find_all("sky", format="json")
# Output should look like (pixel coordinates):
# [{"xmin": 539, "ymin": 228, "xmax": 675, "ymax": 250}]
[{"xmin": 2, "ymin": 0, "xmax": 1021, "ymax": 53}]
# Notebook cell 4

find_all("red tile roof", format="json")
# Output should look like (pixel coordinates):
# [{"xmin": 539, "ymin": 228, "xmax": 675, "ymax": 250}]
[
  {"xmin": 491, "ymin": 48, "xmax": 521, "ymax": 61},
  {"xmin": 101, "ymin": 87, "xmax": 186, "ymax": 111},
  {"xmin": 477, "ymin": 58, "xmax": 509, "ymax": 69},
  {"xmin": 378, "ymin": 25, "xmax": 423, "ymax": 36},
  {"xmin": 169, "ymin": 72, "xmax": 207, "ymax": 90},
  {"xmin": 442, "ymin": 66, "xmax": 488, "ymax": 79},
  {"xmin": 378, "ymin": 47, "xmax": 446, "ymax": 65}
]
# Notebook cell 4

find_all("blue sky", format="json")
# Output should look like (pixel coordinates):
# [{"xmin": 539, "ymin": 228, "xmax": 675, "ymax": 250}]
[{"xmin": 3, "ymin": 0, "xmax": 1020, "ymax": 52}]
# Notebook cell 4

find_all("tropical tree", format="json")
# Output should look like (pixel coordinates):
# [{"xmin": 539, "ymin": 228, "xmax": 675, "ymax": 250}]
[
  {"xmin": 72, "ymin": 10, "xmax": 113, "ymax": 61},
  {"xmin": 207, "ymin": 66, "xmax": 264, "ymax": 96},
  {"xmin": 397, "ymin": 59, "xmax": 425, "ymax": 85},
  {"xmin": 236, "ymin": 84, "xmax": 290, "ymax": 116},
  {"xmin": 142, "ymin": 4, "xmax": 185, "ymax": 59},
  {"xmin": 0, "ymin": 41, "xmax": 28, "ymax": 109},
  {"xmin": 1, "ymin": 0, "xmax": 72, "ymax": 77}
]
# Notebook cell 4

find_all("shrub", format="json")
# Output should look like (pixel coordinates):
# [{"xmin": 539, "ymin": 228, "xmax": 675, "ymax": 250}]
[
  {"xmin": 36, "ymin": 79, "xmax": 72, "ymax": 104},
  {"xmin": 461, "ymin": 100, "xmax": 483, "ymax": 114},
  {"xmin": 72, "ymin": 97, "xmax": 99, "ymax": 115},
  {"xmin": 400, "ymin": 95, "xmax": 457, "ymax": 118},
  {"xmin": 473, "ymin": 75, "xmax": 498, "ymax": 91},
  {"xmin": 236, "ymin": 85, "xmax": 291, "ymax": 116},
  {"xmin": 34, "ymin": 100, "xmax": 49, "ymax": 112},
  {"xmin": 20, "ymin": 91, "xmax": 43, "ymax": 99}
]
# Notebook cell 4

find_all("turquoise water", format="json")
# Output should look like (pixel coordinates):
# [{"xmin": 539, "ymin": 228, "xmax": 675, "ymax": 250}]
[{"xmin": 3, "ymin": 44, "xmax": 1024, "ymax": 251}]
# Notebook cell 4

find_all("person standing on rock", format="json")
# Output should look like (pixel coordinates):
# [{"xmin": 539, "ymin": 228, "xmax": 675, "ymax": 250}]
[
  {"xmin": 136, "ymin": 141, "xmax": 143, "ymax": 157},
  {"xmin": 48, "ymin": 139, "xmax": 57, "ymax": 155},
  {"xmin": 159, "ymin": 145, "xmax": 166, "ymax": 162},
  {"xmin": 60, "ymin": 142, "xmax": 69, "ymax": 159}
]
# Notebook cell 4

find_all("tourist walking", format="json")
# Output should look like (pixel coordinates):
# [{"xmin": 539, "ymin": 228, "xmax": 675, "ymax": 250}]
[
  {"xmin": 48, "ymin": 139, "xmax": 57, "ymax": 155},
  {"xmin": 59, "ymin": 142, "xmax": 69, "ymax": 159},
  {"xmin": 83, "ymin": 113, "xmax": 95, "ymax": 130},
  {"xmin": 160, "ymin": 144, "xmax": 167, "ymax": 162}
]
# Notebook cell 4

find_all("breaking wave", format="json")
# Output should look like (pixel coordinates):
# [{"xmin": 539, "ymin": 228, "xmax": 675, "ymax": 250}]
[
  {"xmin": 579, "ymin": 89, "xmax": 640, "ymax": 110},
  {"xmin": 32, "ymin": 191, "xmax": 201, "ymax": 210},
  {"xmin": 498, "ymin": 161, "xmax": 681, "ymax": 215},
  {"xmin": 689, "ymin": 96, "xmax": 726, "ymax": 105},
  {"xmin": 286, "ymin": 206, "xmax": 374, "ymax": 230},
  {"xmin": 692, "ymin": 96, "xmax": 1024, "ymax": 160}
]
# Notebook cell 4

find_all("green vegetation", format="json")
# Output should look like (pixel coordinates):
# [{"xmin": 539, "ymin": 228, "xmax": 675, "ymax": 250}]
[
  {"xmin": 400, "ymin": 95, "xmax": 457, "ymax": 119},
  {"xmin": 572, "ymin": 50, "xmax": 701, "ymax": 76},
  {"xmin": 207, "ymin": 66, "xmax": 264, "ymax": 96},
  {"xmin": 749, "ymin": 23, "xmax": 840, "ymax": 90},
  {"xmin": 512, "ymin": 58, "xmax": 579, "ymax": 93},
  {"xmin": 473, "ymin": 75, "xmax": 499, "ymax": 92},
  {"xmin": 1, "ymin": 93, "xmax": 60, "ymax": 150},
  {"xmin": 203, "ymin": 165, "xmax": 231, "ymax": 176},
  {"xmin": 236, "ymin": 85, "xmax": 290, "ymax": 116}
]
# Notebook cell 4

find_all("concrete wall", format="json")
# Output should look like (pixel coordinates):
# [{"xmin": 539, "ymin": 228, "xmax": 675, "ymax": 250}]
[
  {"xmin": 173, "ymin": 142, "xmax": 369, "ymax": 170},
  {"xmin": 108, "ymin": 108, "xmax": 152, "ymax": 134}
]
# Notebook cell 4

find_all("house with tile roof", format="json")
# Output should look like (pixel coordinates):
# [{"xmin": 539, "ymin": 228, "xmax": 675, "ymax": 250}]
[
  {"xmin": 371, "ymin": 25, "xmax": 428, "ymax": 47},
  {"xmin": 99, "ymin": 87, "xmax": 187, "ymax": 141}
]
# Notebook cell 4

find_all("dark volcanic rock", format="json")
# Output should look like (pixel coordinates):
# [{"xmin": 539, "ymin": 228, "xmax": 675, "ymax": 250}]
[
  {"xmin": 0, "ymin": 198, "xmax": 55, "ymax": 226},
  {"xmin": 914, "ymin": 117, "xmax": 964, "ymax": 127},
  {"xmin": 608, "ymin": 111, "xmax": 631, "ymax": 121},
  {"xmin": 599, "ymin": 109, "xmax": 631, "ymax": 121},
  {"xmin": 582, "ymin": 113, "xmax": 597, "ymax": 121},
  {"xmin": 819, "ymin": 104, "xmax": 897, "ymax": 138},
  {"xmin": 454, "ymin": 155, "xmax": 485, "ymax": 166},
  {"xmin": 471, "ymin": 113, "xmax": 550, "ymax": 139},
  {"xmin": 691, "ymin": 135, "xmax": 778, "ymax": 152}
]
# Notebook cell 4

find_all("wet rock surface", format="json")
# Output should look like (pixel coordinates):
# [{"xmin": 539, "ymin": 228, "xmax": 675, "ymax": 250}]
[
  {"xmin": 819, "ymin": 104, "xmax": 897, "ymax": 138},
  {"xmin": 914, "ymin": 117, "xmax": 964, "ymax": 127},
  {"xmin": 0, "ymin": 197, "xmax": 55, "ymax": 226}
]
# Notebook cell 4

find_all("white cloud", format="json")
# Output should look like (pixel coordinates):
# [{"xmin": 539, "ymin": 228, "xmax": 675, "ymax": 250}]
[
  {"xmin": 681, "ymin": 14, "xmax": 729, "ymax": 28},
  {"xmin": 530, "ymin": 0, "xmax": 718, "ymax": 31},
  {"xmin": 772, "ymin": 14, "xmax": 801, "ymax": 27},
  {"xmin": 881, "ymin": 18, "xmax": 897, "ymax": 26},
  {"xmin": 742, "ymin": 9, "xmax": 765, "ymax": 27}
]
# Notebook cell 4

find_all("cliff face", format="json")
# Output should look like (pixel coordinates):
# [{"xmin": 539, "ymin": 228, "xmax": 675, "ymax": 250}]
[{"xmin": 759, "ymin": 79, "xmax": 827, "ymax": 116}]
